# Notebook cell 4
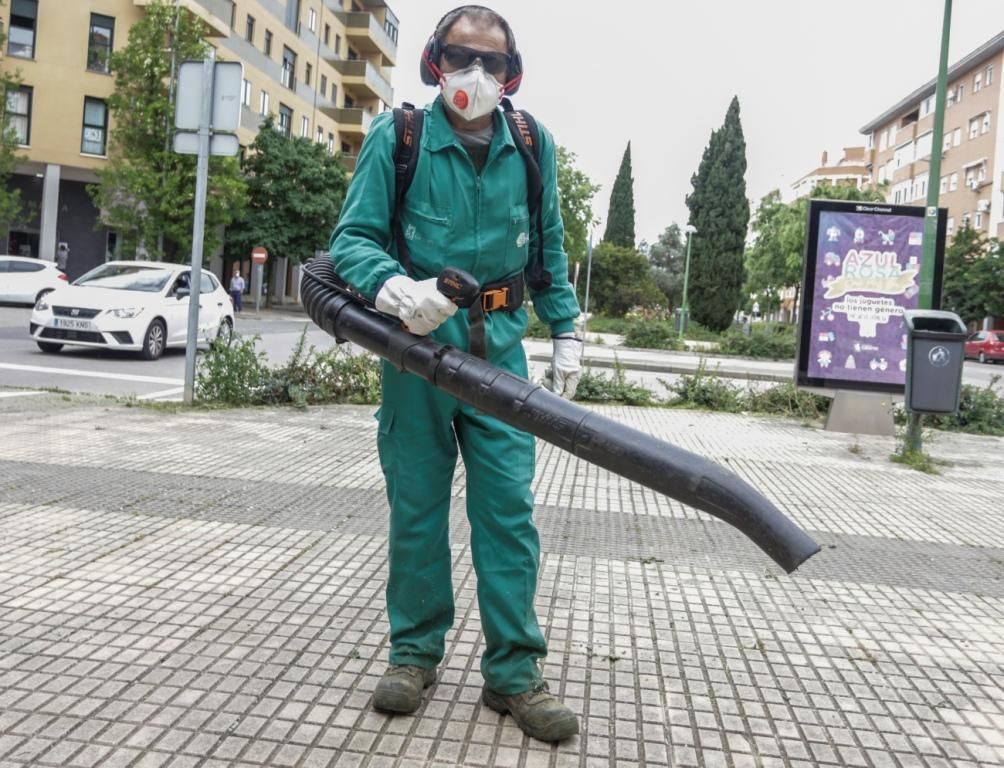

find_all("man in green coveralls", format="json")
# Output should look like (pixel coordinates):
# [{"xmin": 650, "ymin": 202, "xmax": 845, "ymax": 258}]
[{"xmin": 330, "ymin": 5, "xmax": 582, "ymax": 743}]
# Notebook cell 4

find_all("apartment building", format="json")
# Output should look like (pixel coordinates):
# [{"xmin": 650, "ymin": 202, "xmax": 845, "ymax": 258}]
[
  {"xmin": 788, "ymin": 147, "xmax": 870, "ymax": 202},
  {"xmin": 1, "ymin": 0, "xmax": 397, "ymax": 280},
  {"xmin": 860, "ymin": 31, "xmax": 1003, "ymax": 240}
]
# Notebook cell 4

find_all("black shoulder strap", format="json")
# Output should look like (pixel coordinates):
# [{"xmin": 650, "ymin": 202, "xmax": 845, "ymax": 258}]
[
  {"xmin": 391, "ymin": 102, "xmax": 424, "ymax": 276},
  {"xmin": 502, "ymin": 99, "xmax": 552, "ymax": 291}
]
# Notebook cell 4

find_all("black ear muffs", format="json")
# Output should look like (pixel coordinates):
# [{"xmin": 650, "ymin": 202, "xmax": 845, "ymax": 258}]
[{"xmin": 418, "ymin": 7, "xmax": 523, "ymax": 95}]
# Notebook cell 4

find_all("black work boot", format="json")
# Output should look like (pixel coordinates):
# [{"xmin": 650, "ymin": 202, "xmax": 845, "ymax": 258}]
[
  {"xmin": 372, "ymin": 665, "xmax": 437, "ymax": 714},
  {"xmin": 482, "ymin": 681, "xmax": 579, "ymax": 742}
]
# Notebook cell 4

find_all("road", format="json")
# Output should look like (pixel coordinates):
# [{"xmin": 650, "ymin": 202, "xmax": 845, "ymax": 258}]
[
  {"xmin": 1, "ymin": 304, "xmax": 1000, "ymax": 401},
  {"xmin": 0, "ymin": 304, "xmax": 338, "ymax": 401}
]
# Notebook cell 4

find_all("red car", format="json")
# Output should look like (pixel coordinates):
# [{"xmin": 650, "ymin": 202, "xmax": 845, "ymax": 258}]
[{"xmin": 964, "ymin": 330, "xmax": 1004, "ymax": 364}]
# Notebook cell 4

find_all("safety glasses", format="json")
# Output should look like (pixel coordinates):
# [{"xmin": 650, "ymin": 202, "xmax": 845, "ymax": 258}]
[{"xmin": 440, "ymin": 44, "xmax": 511, "ymax": 76}]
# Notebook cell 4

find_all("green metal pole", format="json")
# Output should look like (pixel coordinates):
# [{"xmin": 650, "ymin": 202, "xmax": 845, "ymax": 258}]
[
  {"xmin": 908, "ymin": 0, "xmax": 952, "ymax": 454},
  {"xmin": 679, "ymin": 232, "xmax": 693, "ymax": 338}
]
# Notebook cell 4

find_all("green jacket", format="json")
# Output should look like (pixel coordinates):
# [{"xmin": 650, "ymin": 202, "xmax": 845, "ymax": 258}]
[{"xmin": 329, "ymin": 97, "xmax": 580, "ymax": 351}]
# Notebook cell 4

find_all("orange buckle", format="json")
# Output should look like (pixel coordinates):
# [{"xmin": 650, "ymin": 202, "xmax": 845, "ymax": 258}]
[{"xmin": 482, "ymin": 287, "xmax": 509, "ymax": 312}]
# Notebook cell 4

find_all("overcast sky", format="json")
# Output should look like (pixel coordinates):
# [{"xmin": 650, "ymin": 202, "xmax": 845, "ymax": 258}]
[{"xmin": 387, "ymin": 1, "xmax": 1004, "ymax": 247}]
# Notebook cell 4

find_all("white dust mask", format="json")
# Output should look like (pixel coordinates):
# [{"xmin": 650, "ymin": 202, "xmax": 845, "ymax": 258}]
[{"xmin": 440, "ymin": 62, "xmax": 503, "ymax": 121}]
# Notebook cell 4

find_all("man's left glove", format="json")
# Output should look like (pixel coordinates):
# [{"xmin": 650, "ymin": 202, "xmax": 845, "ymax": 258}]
[{"xmin": 551, "ymin": 333, "xmax": 583, "ymax": 400}]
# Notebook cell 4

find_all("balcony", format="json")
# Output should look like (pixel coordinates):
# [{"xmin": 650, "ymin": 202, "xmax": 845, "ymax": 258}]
[
  {"xmin": 133, "ymin": 0, "xmax": 232, "ymax": 37},
  {"xmin": 340, "ymin": 154, "xmax": 358, "ymax": 174},
  {"xmin": 323, "ymin": 107, "xmax": 373, "ymax": 137},
  {"xmin": 334, "ymin": 11, "xmax": 397, "ymax": 66},
  {"xmin": 330, "ymin": 60, "xmax": 393, "ymax": 106}
]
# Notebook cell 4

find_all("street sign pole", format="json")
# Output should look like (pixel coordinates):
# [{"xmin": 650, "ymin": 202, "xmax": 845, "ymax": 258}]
[
  {"xmin": 183, "ymin": 52, "xmax": 215, "ymax": 406},
  {"xmin": 907, "ymin": 0, "xmax": 952, "ymax": 454}
]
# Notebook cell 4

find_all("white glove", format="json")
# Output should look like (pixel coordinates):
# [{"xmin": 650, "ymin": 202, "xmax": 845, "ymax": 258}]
[
  {"xmin": 375, "ymin": 275, "xmax": 457, "ymax": 335},
  {"xmin": 551, "ymin": 333, "xmax": 583, "ymax": 399}
]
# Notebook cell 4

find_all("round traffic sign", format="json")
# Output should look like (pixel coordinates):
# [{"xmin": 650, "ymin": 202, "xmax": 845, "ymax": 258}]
[{"xmin": 251, "ymin": 246, "xmax": 268, "ymax": 265}]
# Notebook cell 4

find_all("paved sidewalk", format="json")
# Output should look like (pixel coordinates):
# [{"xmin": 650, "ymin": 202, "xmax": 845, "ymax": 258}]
[{"xmin": 1, "ymin": 395, "xmax": 1003, "ymax": 768}]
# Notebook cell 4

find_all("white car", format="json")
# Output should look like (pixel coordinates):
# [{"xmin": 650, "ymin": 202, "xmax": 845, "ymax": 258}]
[
  {"xmin": 29, "ymin": 261, "xmax": 234, "ymax": 360},
  {"xmin": 0, "ymin": 255, "xmax": 67, "ymax": 304}
]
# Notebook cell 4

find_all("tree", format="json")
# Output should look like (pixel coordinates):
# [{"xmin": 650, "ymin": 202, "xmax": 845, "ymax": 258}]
[
  {"xmin": 603, "ymin": 142, "xmax": 635, "ymax": 248},
  {"xmin": 224, "ymin": 118, "xmax": 348, "ymax": 279},
  {"xmin": 942, "ymin": 227, "xmax": 1004, "ymax": 325},
  {"xmin": 582, "ymin": 242, "xmax": 663, "ymax": 317},
  {"xmin": 646, "ymin": 224, "xmax": 686, "ymax": 309},
  {"xmin": 0, "ymin": 5, "xmax": 31, "ymax": 237},
  {"xmin": 89, "ymin": 1, "xmax": 247, "ymax": 261},
  {"xmin": 556, "ymin": 146, "xmax": 599, "ymax": 267},
  {"xmin": 685, "ymin": 97, "xmax": 749, "ymax": 331}
]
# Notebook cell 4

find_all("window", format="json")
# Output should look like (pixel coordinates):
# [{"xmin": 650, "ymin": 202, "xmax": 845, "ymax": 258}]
[
  {"xmin": 324, "ymin": 23, "xmax": 331, "ymax": 46},
  {"xmin": 961, "ymin": 212, "xmax": 971, "ymax": 228},
  {"xmin": 259, "ymin": 90, "xmax": 270, "ymax": 116},
  {"xmin": 947, "ymin": 87, "xmax": 955, "ymax": 107},
  {"xmin": 278, "ymin": 104, "xmax": 292, "ymax": 137},
  {"xmin": 229, "ymin": 2, "xmax": 236, "ymax": 29},
  {"xmin": 982, "ymin": 112, "xmax": 991, "ymax": 134},
  {"xmin": 282, "ymin": 47, "xmax": 297, "ymax": 89},
  {"xmin": 328, "ymin": 132, "xmax": 334, "ymax": 154},
  {"xmin": 975, "ymin": 211, "xmax": 983, "ymax": 230},
  {"xmin": 242, "ymin": 79, "xmax": 252, "ymax": 107},
  {"xmin": 320, "ymin": 74, "xmax": 327, "ymax": 98},
  {"xmin": 969, "ymin": 117, "xmax": 980, "ymax": 140},
  {"xmin": 334, "ymin": 34, "xmax": 341, "ymax": 56},
  {"xmin": 264, "ymin": 29, "xmax": 273, "ymax": 57},
  {"xmin": 331, "ymin": 83, "xmax": 338, "ymax": 105},
  {"xmin": 8, "ymin": 0, "xmax": 38, "ymax": 58},
  {"xmin": 81, "ymin": 97, "xmax": 108, "ymax": 155},
  {"xmin": 953, "ymin": 127, "xmax": 961, "ymax": 146},
  {"xmin": 347, "ymin": 47, "xmax": 359, "ymax": 61},
  {"xmin": 974, "ymin": 72, "xmax": 982, "ymax": 93},
  {"xmin": 947, "ymin": 217, "xmax": 954, "ymax": 235},
  {"xmin": 87, "ymin": 14, "xmax": 114, "ymax": 73},
  {"xmin": 988, "ymin": 65, "xmax": 994, "ymax": 86},
  {"xmin": 949, "ymin": 172, "xmax": 958, "ymax": 191},
  {"xmin": 308, "ymin": 9, "xmax": 317, "ymax": 32},
  {"xmin": 6, "ymin": 86, "xmax": 32, "ymax": 145},
  {"xmin": 943, "ymin": 133, "xmax": 952, "ymax": 152},
  {"xmin": 245, "ymin": 15, "xmax": 256, "ymax": 43},
  {"xmin": 915, "ymin": 131, "xmax": 932, "ymax": 159},
  {"xmin": 957, "ymin": 84, "xmax": 964, "ymax": 102},
  {"xmin": 315, "ymin": 126, "xmax": 323, "ymax": 143},
  {"xmin": 878, "ymin": 165, "xmax": 887, "ymax": 184},
  {"xmin": 9, "ymin": 260, "xmax": 43, "ymax": 273},
  {"xmin": 305, "ymin": 62, "xmax": 312, "ymax": 87},
  {"xmin": 301, "ymin": 115, "xmax": 309, "ymax": 137},
  {"xmin": 978, "ymin": 163, "xmax": 987, "ymax": 183},
  {"xmin": 879, "ymin": 130, "xmax": 888, "ymax": 152},
  {"xmin": 920, "ymin": 96, "xmax": 934, "ymax": 118},
  {"xmin": 940, "ymin": 176, "xmax": 948, "ymax": 194}
]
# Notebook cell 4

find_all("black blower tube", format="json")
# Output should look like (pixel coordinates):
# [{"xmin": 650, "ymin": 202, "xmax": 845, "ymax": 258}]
[{"xmin": 301, "ymin": 258, "xmax": 820, "ymax": 573}]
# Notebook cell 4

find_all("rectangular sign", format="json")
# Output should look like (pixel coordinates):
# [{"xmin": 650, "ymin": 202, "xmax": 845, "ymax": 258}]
[
  {"xmin": 175, "ymin": 60, "xmax": 243, "ymax": 132},
  {"xmin": 173, "ymin": 131, "xmax": 239, "ymax": 157},
  {"xmin": 796, "ymin": 199, "xmax": 946, "ymax": 393}
]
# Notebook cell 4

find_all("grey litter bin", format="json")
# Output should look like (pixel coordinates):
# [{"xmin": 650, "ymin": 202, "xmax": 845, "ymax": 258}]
[{"xmin": 903, "ymin": 309, "xmax": 968, "ymax": 414}]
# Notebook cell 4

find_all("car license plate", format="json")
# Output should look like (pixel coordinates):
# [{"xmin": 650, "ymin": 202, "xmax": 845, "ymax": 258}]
[{"xmin": 54, "ymin": 318, "xmax": 95, "ymax": 331}]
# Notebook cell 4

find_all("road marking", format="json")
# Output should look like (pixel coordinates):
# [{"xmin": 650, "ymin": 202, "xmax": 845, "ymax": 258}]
[
  {"xmin": 0, "ymin": 363, "xmax": 183, "ymax": 386},
  {"xmin": 0, "ymin": 390, "xmax": 46, "ymax": 399},
  {"xmin": 137, "ymin": 387, "xmax": 185, "ymax": 401}
]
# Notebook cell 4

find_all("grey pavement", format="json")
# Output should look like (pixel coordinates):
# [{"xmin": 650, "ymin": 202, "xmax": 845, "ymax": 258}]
[{"xmin": 1, "ymin": 394, "xmax": 1003, "ymax": 767}]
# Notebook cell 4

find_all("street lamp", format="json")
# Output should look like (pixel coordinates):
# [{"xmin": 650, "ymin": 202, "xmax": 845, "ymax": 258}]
[{"xmin": 679, "ymin": 224, "xmax": 697, "ymax": 337}]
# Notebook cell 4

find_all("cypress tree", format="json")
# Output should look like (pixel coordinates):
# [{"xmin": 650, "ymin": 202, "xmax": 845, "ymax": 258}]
[
  {"xmin": 603, "ymin": 142, "xmax": 635, "ymax": 248},
  {"xmin": 685, "ymin": 97, "xmax": 750, "ymax": 331}
]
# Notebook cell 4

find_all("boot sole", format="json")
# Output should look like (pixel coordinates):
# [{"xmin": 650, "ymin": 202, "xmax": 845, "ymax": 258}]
[{"xmin": 482, "ymin": 688, "xmax": 580, "ymax": 743}]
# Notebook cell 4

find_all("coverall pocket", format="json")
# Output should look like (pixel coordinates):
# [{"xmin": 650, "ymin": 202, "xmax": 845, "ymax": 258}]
[
  {"xmin": 506, "ymin": 204, "xmax": 530, "ymax": 274},
  {"xmin": 401, "ymin": 202, "xmax": 453, "ymax": 257}
]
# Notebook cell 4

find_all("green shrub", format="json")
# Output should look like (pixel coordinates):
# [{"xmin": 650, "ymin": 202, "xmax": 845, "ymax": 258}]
[
  {"xmin": 924, "ymin": 376, "xmax": 1004, "ymax": 436},
  {"xmin": 683, "ymin": 321, "xmax": 724, "ymax": 343},
  {"xmin": 523, "ymin": 304, "xmax": 550, "ymax": 339},
  {"xmin": 665, "ymin": 362, "xmax": 744, "ymax": 412},
  {"xmin": 623, "ymin": 320, "xmax": 683, "ymax": 350},
  {"xmin": 582, "ymin": 315, "xmax": 633, "ymax": 335},
  {"xmin": 575, "ymin": 364, "xmax": 655, "ymax": 406},
  {"xmin": 196, "ymin": 328, "xmax": 381, "ymax": 407},
  {"xmin": 719, "ymin": 323, "xmax": 796, "ymax": 359},
  {"xmin": 746, "ymin": 381, "xmax": 829, "ymax": 420}
]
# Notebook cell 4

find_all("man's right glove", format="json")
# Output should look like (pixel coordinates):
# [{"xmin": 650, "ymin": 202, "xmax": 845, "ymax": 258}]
[{"xmin": 375, "ymin": 274, "xmax": 458, "ymax": 336}]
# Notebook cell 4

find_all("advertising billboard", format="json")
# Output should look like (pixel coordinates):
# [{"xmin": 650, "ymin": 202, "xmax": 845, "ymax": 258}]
[{"xmin": 796, "ymin": 200, "xmax": 946, "ymax": 393}]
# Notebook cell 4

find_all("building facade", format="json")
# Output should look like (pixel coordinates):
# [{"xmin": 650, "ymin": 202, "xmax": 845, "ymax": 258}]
[
  {"xmin": 860, "ymin": 31, "xmax": 1003, "ymax": 241},
  {"xmin": 1, "ymin": 0, "xmax": 397, "ymax": 281},
  {"xmin": 788, "ymin": 147, "xmax": 870, "ymax": 202}
]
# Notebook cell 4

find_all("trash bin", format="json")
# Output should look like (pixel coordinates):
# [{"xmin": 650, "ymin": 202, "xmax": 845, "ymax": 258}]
[{"xmin": 903, "ymin": 309, "xmax": 968, "ymax": 414}]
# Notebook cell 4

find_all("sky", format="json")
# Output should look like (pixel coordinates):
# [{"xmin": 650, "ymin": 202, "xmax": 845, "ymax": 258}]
[{"xmin": 385, "ymin": 1, "xmax": 1004, "ymax": 247}]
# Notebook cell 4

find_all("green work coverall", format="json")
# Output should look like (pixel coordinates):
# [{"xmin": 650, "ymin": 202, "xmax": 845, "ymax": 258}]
[{"xmin": 329, "ymin": 97, "xmax": 580, "ymax": 694}]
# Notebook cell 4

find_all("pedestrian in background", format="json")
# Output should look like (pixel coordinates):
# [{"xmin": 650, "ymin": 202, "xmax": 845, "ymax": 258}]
[{"xmin": 229, "ymin": 266, "xmax": 245, "ymax": 312}]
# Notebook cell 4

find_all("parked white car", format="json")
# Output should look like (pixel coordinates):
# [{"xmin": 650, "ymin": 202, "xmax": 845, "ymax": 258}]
[
  {"xmin": 29, "ymin": 261, "xmax": 234, "ymax": 360},
  {"xmin": 0, "ymin": 255, "xmax": 67, "ymax": 304}
]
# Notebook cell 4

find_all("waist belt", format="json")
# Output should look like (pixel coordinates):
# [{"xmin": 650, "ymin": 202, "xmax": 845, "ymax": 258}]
[{"xmin": 468, "ymin": 273, "xmax": 524, "ymax": 358}]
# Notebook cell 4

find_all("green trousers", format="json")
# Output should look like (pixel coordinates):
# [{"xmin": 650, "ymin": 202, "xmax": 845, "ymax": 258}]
[{"xmin": 375, "ymin": 339, "xmax": 546, "ymax": 695}]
